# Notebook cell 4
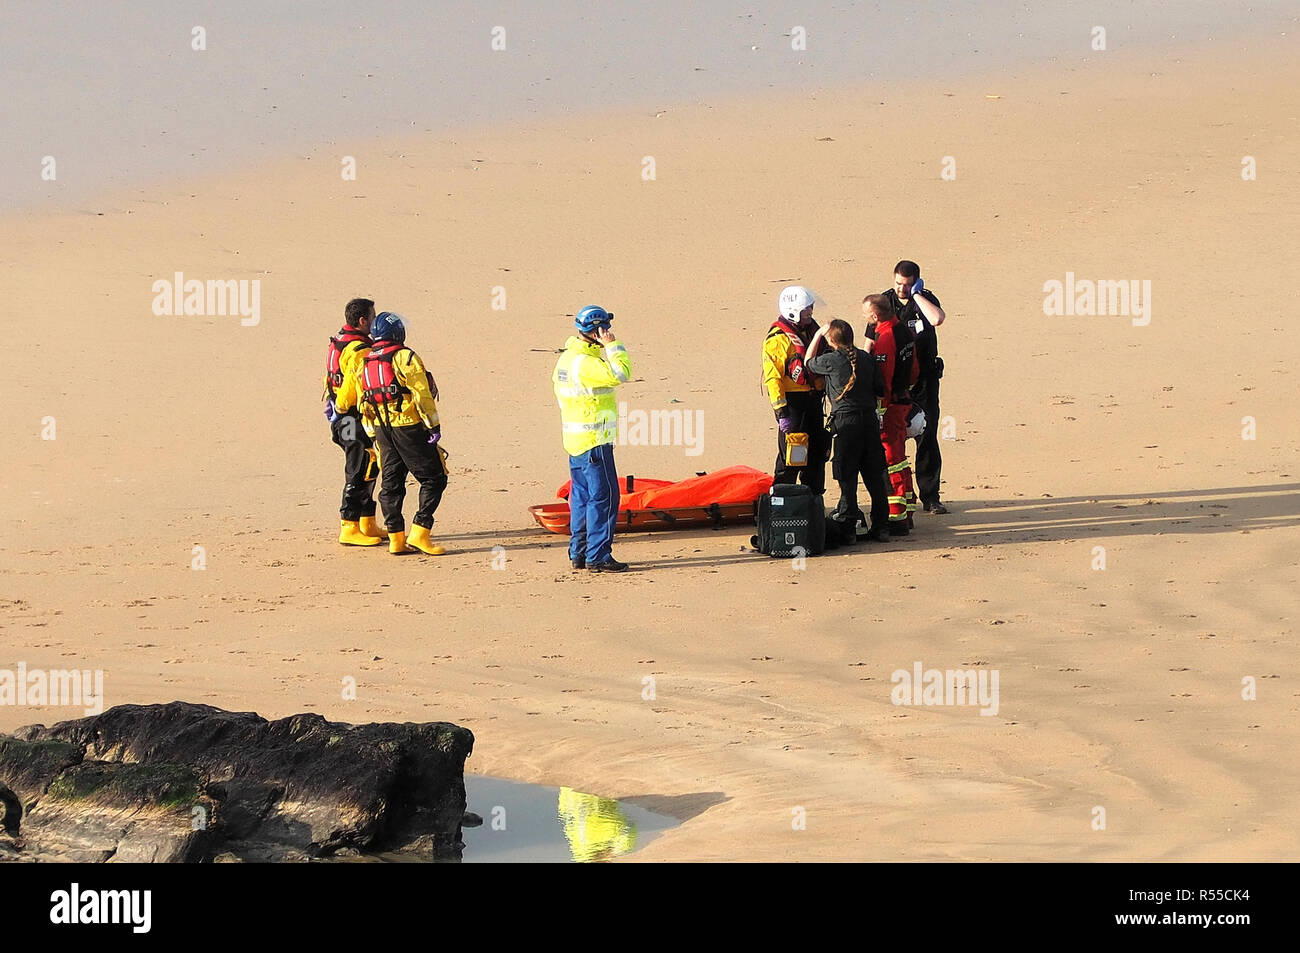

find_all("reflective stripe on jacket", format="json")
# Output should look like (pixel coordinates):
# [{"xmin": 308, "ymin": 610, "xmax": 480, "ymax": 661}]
[{"xmin": 553, "ymin": 335, "xmax": 631, "ymax": 456}]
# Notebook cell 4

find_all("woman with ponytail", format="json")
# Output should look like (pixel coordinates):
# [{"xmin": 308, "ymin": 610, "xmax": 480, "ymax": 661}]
[{"xmin": 806, "ymin": 319, "xmax": 891, "ymax": 542}]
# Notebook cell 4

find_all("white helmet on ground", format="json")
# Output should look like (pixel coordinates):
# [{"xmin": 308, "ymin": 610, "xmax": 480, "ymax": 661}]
[
  {"xmin": 906, "ymin": 406, "xmax": 927, "ymax": 438},
  {"xmin": 778, "ymin": 285, "xmax": 815, "ymax": 322}
]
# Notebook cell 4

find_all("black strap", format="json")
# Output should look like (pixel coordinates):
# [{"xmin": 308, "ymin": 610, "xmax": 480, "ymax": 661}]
[{"xmin": 362, "ymin": 347, "xmax": 412, "ymax": 412}]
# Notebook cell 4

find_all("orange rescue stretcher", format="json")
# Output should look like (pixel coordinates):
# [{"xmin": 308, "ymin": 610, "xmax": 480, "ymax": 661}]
[{"xmin": 529, "ymin": 465, "xmax": 773, "ymax": 534}]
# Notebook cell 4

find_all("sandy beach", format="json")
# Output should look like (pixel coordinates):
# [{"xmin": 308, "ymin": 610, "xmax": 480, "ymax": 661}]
[{"xmin": 2, "ymin": 20, "xmax": 1298, "ymax": 860}]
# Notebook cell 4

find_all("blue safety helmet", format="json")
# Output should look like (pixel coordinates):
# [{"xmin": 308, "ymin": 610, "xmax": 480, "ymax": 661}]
[
  {"xmin": 371, "ymin": 311, "xmax": 407, "ymax": 344},
  {"xmin": 574, "ymin": 305, "xmax": 613, "ymax": 334}
]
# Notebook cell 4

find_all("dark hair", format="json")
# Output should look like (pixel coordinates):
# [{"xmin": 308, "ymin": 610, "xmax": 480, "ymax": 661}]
[
  {"xmin": 894, "ymin": 260, "xmax": 920, "ymax": 280},
  {"xmin": 827, "ymin": 319, "xmax": 858, "ymax": 401},
  {"xmin": 344, "ymin": 298, "xmax": 375, "ymax": 328},
  {"xmin": 863, "ymin": 293, "xmax": 891, "ymax": 318}
]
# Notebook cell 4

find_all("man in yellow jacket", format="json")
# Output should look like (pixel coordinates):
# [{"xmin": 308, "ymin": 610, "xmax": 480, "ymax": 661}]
[
  {"xmin": 552, "ymin": 306, "xmax": 632, "ymax": 573},
  {"xmin": 337, "ymin": 311, "xmax": 448, "ymax": 556},
  {"xmin": 322, "ymin": 297, "xmax": 384, "ymax": 546},
  {"xmin": 761, "ymin": 285, "xmax": 829, "ymax": 495}
]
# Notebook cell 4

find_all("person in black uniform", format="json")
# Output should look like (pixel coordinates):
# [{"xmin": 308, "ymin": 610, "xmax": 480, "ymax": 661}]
[
  {"xmin": 806, "ymin": 319, "xmax": 891, "ymax": 542},
  {"xmin": 883, "ymin": 260, "xmax": 949, "ymax": 514}
]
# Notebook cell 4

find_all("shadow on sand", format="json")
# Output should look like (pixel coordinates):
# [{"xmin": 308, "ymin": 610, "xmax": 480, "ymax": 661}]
[
  {"xmin": 619, "ymin": 791, "xmax": 729, "ymax": 822},
  {"xmin": 436, "ymin": 483, "xmax": 1300, "ymax": 570},
  {"xmin": 625, "ymin": 481, "xmax": 1300, "ymax": 570}
]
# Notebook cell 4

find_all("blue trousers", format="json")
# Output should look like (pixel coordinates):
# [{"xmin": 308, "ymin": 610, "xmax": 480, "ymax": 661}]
[{"xmin": 568, "ymin": 443, "xmax": 619, "ymax": 563}]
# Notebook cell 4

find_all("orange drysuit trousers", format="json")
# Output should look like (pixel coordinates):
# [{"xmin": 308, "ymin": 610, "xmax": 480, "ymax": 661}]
[{"xmin": 880, "ymin": 404, "xmax": 916, "ymax": 523}]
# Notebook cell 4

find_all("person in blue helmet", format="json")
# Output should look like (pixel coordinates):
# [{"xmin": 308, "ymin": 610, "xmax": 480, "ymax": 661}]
[
  {"xmin": 339, "ymin": 311, "xmax": 449, "ymax": 556},
  {"xmin": 552, "ymin": 306, "xmax": 633, "ymax": 573}
]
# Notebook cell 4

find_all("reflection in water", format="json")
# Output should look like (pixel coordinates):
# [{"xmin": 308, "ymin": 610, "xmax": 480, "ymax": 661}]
[
  {"xmin": 459, "ymin": 775, "xmax": 676, "ymax": 863},
  {"xmin": 558, "ymin": 787, "xmax": 638, "ymax": 862},
  {"xmin": 328, "ymin": 776, "xmax": 675, "ymax": 862}
]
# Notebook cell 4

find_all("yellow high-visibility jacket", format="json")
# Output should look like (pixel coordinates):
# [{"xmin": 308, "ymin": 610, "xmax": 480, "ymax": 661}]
[
  {"xmin": 552, "ymin": 335, "xmax": 632, "ymax": 457},
  {"xmin": 341, "ymin": 346, "xmax": 441, "ymax": 434},
  {"xmin": 761, "ymin": 319, "xmax": 823, "ymax": 412}
]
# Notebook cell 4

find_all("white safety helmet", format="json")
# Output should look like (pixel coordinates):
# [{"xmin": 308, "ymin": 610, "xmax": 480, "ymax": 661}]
[
  {"xmin": 906, "ymin": 406, "xmax": 927, "ymax": 439},
  {"xmin": 778, "ymin": 285, "xmax": 815, "ymax": 322}
]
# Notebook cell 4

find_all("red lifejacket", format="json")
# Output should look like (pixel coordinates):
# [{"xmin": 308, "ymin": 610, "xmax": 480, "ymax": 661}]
[
  {"xmin": 324, "ymin": 327, "xmax": 371, "ymax": 398},
  {"xmin": 766, "ymin": 316, "xmax": 822, "ymax": 389},
  {"xmin": 361, "ymin": 342, "xmax": 412, "ymax": 411}
]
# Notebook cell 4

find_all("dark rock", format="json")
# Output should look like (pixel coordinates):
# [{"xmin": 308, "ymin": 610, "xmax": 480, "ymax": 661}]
[
  {"xmin": 1, "ymin": 782, "xmax": 21, "ymax": 835},
  {"xmin": 0, "ymin": 736, "xmax": 83, "ymax": 806},
  {"xmin": 0, "ymin": 702, "xmax": 474, "ymax": 863}
]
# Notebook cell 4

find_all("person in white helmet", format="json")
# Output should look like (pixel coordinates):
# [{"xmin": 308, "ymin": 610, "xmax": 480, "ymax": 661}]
[{"xmin": 761, "ymin": 285, "xmax": 830, "ymax": 495}]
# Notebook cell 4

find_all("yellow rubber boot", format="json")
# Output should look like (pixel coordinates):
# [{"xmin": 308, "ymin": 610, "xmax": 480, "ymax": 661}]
[
  {"xmin": 389, "ymin": 531, "xmax": 415, "ymax": 555},
  {"xmin": 339, "ymin": 520, "xmax": 381, "ymax": 546},
  {"xmin": 359, "ymin": 515, "xmax": 388, "ymax": 539},
  {"xmin": 408, "ymin": 524, "xmax": 446, "ymax": 556}
]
